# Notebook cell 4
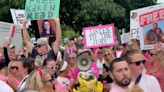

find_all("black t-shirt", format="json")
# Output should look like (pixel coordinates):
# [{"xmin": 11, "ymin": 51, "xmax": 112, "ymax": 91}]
[
  {"xmin": 30, "ymin": 48, "xmax": 57, "ymax": 61},
  {"xmin": 146, "ymin": 29, "xmax": 157, "ymax": 41}
]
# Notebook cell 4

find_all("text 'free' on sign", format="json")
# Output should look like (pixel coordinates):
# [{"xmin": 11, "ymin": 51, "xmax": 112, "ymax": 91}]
[
  {"xmin": 25, "ymin": 0, "xmax": 60, "ymax": 20},
  {"xmin": 83, "ymin": 24, "xmax": 116, "ymax": 48}
]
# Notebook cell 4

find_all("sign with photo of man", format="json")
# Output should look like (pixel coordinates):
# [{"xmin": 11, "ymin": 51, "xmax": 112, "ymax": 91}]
[{"xmin": 139, "ymin": 4, "xmax": 164, "ymax": 50}]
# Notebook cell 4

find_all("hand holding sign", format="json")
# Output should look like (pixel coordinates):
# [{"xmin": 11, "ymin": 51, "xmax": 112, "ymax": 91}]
[{"xmin": 23, "ymin": 18, "xmax": 28, "ymax": 25}]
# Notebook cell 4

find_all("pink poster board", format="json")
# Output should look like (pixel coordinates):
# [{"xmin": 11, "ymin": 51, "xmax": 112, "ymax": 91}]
[
  {"xmin": 83, "ymin": 24, "xmax": 116, "ymax": 48},
  {"xmin": 116, "ymin": 50, "xmax": 123, "ymax": 58}
]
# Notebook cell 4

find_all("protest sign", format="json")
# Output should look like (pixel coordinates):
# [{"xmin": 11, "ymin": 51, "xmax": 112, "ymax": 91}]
[
  {"xmin": 10, "ymin": 9, "xmax": 31, "ymax": 28},
  {"xmin": 116, "ymin": 51, "xmax": 123, "ymax": 58},
  {"xmin": 130, "ymin": 6, "xmax": 153, "ymax": 39},
  {"xmin": 25, "ymin": 0, "xmax": 60, "ymax": 20},
  {"xmin": 120, "ymin": 33, "xmax": 130, "ymax": 44},
  {"xmin": 37, "ymin": 19, "xmax": 56, "ymax": 37},
  {"xmin": 83, "ymin": 24, "xmax": 115, "ymax": 48},
  {"xmin": 139, "ymin": 4, "xmax": 164, "ymax": 50}
]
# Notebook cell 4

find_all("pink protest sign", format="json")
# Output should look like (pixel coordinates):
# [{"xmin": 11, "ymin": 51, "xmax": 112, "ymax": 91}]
[
  {"xmin": 83, "ymin": 24, "xmax": 116, "ymax": 48},
  {"xmin": 116, "ymin": 50, "xmax": 123, "ymax": 58}
]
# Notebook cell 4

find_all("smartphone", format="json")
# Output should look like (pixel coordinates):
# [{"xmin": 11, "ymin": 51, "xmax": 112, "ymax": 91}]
[{"xmin": 5, "ymin": 37, "xmax": 10, "ymax": 42}]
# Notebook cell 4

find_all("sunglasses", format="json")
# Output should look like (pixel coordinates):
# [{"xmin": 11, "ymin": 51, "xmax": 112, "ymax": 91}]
[
  {"xmin": 10, "ymin": 66, "xmax": 18, "ymax": 70},
  {"xmin": 104, "ymin": 53, "xmax": 110, "ymax": 57},
  {"xmin": 148, "ymin": 53, "xmax": 157, "ymax": 56},
  {"xmin": 129, "ymin": 60, "xmax": 146, "ymax": 66},
  {"xmin": 46, "ymin": 66, "xmax": 58, "ymax": 70},
  {"xmin": 35, "ymin": 45, "xmax": 43, "ymax": 48},
  {"xmin": 68, "ymin": 57, "xmax": 75, "ymax": 59},
  {"xmin": 45, "ymin": 78, "xmax": 54, "ymax": 83}
]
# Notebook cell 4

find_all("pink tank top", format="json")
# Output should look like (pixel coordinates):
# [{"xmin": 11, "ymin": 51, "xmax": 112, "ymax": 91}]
[
  {"xmin": 11, "ymin": 76, "xmax": 20, "ymax": 85},
  {"xmin": 146, "ymin": 61, "xmax": 164, "ymax": 92},
  {"xmin": 66, "ymin": 70, "xmax": 73, "ymax": 80}
]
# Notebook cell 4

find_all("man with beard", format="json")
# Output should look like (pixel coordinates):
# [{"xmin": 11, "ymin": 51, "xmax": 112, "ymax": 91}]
[{"xmin": 109, "ymin": 58, "xmax": 131, "ymax": 92}]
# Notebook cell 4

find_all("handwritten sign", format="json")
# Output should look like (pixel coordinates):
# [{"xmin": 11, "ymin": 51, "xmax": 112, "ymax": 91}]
[
  {"xmin": 25, "ymin": 0, "xmax": 60, "ymax": 20},
  {"xmin": 120, "ymin": 33, "xmax": 130, "ymax": 44},
  {"xmin": 116, "ymin": 51, "xmax": 123, "ymax": 58},
  {"xmin": 139, "ymin": 4, "xmax": 164, "ymax": 50},
  {"xmin": 83, "ymin": 24, "xmax": 115, "ymax": 48}
]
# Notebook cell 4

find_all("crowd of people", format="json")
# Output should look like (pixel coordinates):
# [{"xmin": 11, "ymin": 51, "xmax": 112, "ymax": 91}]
[{"xmin": 0, "ymin": 17, "xmax": 164, "ymax": 92}]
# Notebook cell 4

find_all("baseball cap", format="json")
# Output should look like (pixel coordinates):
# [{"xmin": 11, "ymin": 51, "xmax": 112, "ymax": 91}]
[
  {"xmin": 34, "ymin": 38, "xmax": 48, "ymax": 45},
  {"xmin": 97, "ymin": 49, "xmax": 103, "ymax": 54},
  {"xmin": 9, "ymin": 45, "xmax": 15, "ymax": 49}
]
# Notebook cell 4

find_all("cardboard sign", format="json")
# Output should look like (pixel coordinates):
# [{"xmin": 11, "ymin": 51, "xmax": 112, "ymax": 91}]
[
  {"xmin": 139, "ymin": 4, "xmax": 164, "ymax": 50},
  {"xmin": 10, "ymin": 9, "xmax": 31, "ymax": 28},
  {"xmin": 116, "ymin": 51, "xmax": 123, "ymax": 58},
  {"xmin": 83, "ymin": 24, "xmax": 115, "ymax": 48},
  {"xmin": 25, "ymin": 0, "xmax": 60, "ymax": 20},
  {"xmin": 120, "ymin": 33, "xmax": 130, "ymax": 44},
  {"xmin": 37, "ymin": 19, "xmax": 56, "ymax": 37},
  {"xmin": 130, "ymin": 6, "xmax": 152, "ymax": 39}
]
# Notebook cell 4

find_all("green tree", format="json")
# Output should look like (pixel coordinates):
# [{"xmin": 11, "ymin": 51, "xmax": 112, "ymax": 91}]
[
  {"xmin": 0, "ymin": 0, "xmax": 25, "ymax": 22},
  {"xmin": 60, "ymin": 0, "xmax": 126, "ymax": 34},
  {"xmin": 113, "ymin": 0, "xmax": 157, "ymax": 32}
]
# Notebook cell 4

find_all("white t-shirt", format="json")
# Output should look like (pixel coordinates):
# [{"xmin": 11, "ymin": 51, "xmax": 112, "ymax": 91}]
[
  {"xmin": 96, "ymin": 58, "xmax": 105, "ymax": 75},
  {"xmin": 17, "ymin": 75, "xmax": 29, "ymax": 92},
  {"xmin": 0, "ymin": 80, "xmax": 14, "ymax": 92},
  {"xmin": 129, "ymin": 74, "xmax": 162, "ymax": 92}
]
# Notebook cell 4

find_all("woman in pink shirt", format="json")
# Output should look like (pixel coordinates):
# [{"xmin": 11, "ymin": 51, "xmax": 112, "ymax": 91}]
[
  {"xmin": 145, "ymin": 49, "xmax": 164, "ymax": 92},
  {"xmin": 66, "ymin": 53, "xmax": 76, "ymax": 80}
]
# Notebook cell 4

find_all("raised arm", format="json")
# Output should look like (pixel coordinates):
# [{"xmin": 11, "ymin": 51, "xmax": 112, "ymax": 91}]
[
  {"xmin": 52, "ymin": 17, "xmax": 62, "ymax": 55},
  {"xmin": 22, "ymin": 19, "xmax": 33, "ymax": 53},
  {"xmin": 3, "ymin": 40, "xmax": 10, "ymax": 65}
]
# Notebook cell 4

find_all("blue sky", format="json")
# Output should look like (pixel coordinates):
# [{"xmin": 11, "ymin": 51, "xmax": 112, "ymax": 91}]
[{"xmin": 157, "ymin": 0, "xmax": 164, "ymax": 3}]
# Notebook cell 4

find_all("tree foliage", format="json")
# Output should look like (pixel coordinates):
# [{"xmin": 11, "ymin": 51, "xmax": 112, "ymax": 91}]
[
  {"xmin": 0, "ymin": 0, "xmax": 25, "ymax": 22},
  {"xmin": 0, "ymin": 0, "xmax": 157, "ymax": 35}
]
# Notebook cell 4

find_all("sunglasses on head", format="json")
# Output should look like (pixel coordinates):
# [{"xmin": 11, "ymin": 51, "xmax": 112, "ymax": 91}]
[
  {"xmin": 104, "ymin": 53, "xmax": 110, "ymax": 57},
  {"xmin": 10, "ymin": 66, "xmax": 18, "ymax": 70},
  {"xmin": 46, "ymin": 66, "xmax": 58, "ymax": 70},
  {"xmin": 69, "ymin": 57, "xmax": 75, "ymax": 59},
  {"xmin": 129, "ymin": 60, "xmax": 146, "ymax": 66},
  {"xmin": 148, "ymin": 53, "xmax": 157, "ymax": 56},
  {"xmin": 45, "ymin": 78, "xmax": 54, "ymax": 83}
]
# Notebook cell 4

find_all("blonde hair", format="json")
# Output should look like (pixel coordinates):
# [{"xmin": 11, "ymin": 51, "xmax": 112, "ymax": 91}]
[
  {"xmin": 56, "ymin": 60, "xmax": 64, "ymax": 70},
  {"xmin": 104, "ymin": 49, "xmax": 115, "ymax": 67},
  {"xmin": 7, "ymin": 61, "xmax": 13, "ymax": 76},
  {"xmin": 34, "ymin": 59, "xmax": 44, "ymax": 68},
  {"xmin": 126, "ymin": 86, "xmax": 144, "ymax": 92},
  {"xmin": 24, "ymin": 70, "xmax": 47, "ymax": 92}
]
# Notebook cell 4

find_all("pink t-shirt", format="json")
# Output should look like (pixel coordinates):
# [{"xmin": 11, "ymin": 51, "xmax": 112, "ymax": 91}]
[
  {"xmin": 146, "ymin": 61, "xmax": 164, "ymax": 92},
  {"xmin": 66, "ymin": 70, "xmax": 73, "ymax": 80},
  {"xmin": 55, "ymin": 76, "xmax": 70, "ymax": 91},
  {"xmin": 110, "ymin": 84, "xmax": 126, "ymax": 92},
  {"xmin": 73, "ymin": 62, "xmax": 99, "ymax": 82}
]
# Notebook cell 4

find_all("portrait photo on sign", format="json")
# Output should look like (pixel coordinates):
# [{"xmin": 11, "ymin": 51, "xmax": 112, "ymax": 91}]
[
  {"xmin": 143, "ymin": 21, "xmax": 164, "ymax": 45},
  {"xmin": 37, "ymin": 19, "xmax": 56, "ymax": 37}
]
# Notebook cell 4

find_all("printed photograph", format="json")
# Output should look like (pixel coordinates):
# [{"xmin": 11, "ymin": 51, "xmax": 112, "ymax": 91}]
[
  {"xmin": 143, "ymin": 21, "xmax": 164, "ymax": 45},
  {"xmin": 37, "ymin": 19, "xmax": 56, "ymax": 37}
]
